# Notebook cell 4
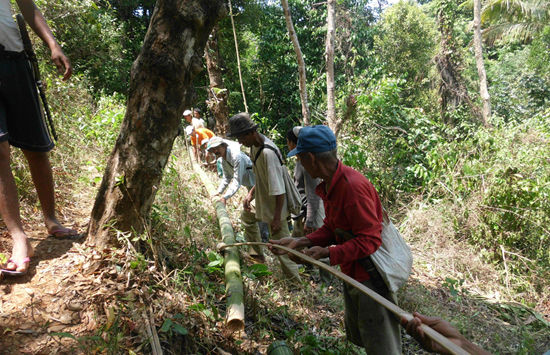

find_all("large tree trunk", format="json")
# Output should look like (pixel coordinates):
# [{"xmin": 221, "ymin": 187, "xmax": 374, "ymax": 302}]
[
  {"xmin": 436, "ymin": 1, "xmax": 481, "ymax": 125},
  {"xmin": 326, "ymin": 0, "xmax": 340, "ymax": 136},
  {"xmin": 88, "ymin": 0, "xmax": 227, "ymax": 247},
  {"xmin": 281, "ymin": 0, "xmax": 310, "ymax": 125},
  {"xmin": 205, "ymin": 25, "xmax": 230, "ymax": 136},
  {"xmin": 473, "ymin": 0, "xmax": 491, "ymax": 127}
]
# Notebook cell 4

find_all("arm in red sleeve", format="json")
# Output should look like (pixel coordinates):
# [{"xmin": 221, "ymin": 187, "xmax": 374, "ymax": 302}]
[
  {"xmin": 327, "ymin": 197, "xmax": 382, "ymax": 266},
  {"xmin": 306, "ymin": 222, "xmax": 334, "ymax": 247}
]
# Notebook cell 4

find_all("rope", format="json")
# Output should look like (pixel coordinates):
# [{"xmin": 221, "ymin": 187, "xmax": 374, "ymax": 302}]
[{"xmin": 218, "ymin": 241, "xmax": 469, "ymax": 355}]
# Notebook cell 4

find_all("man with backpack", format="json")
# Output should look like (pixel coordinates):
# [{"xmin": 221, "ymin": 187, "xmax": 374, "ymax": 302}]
[
  {"xmin": 270, "ymin": 125, "xmax": 402, "ymax": 354},
  {"xmin": 227, "ymin": 112, "xmax": 301, "ymax": 283}
]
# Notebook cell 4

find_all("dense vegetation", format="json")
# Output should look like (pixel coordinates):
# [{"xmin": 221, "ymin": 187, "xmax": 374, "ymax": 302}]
[{"xmin": 8, "ymin": 0, "xmax": 548, "ymax": 352}]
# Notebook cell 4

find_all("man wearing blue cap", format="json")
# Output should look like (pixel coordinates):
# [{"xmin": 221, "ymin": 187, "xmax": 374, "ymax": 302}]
[{"xmin": 271, "ymin": 125, "xmax": 402, "ymax": 354}]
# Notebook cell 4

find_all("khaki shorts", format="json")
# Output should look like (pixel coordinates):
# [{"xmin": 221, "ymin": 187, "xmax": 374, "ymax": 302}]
[{"xmin": 343, "ymin": 277, "xmax": 402, "ymax": 354}]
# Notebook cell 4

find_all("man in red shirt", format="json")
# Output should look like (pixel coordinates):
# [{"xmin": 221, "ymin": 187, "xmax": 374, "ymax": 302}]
[{"xmin": 271, "ymin": 125, "xmax": 401, "ymax": 354}]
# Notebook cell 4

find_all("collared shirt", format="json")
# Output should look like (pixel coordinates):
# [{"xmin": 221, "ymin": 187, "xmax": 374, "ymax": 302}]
[
  {"xmin": 250, "ymin": 134, "xmax": 288, "ymax": 222},
  {"xmin": 306, "ymin": 161, "xmax": 383, "ymax": 282},
  {"xmin": 217, "ymin": 140, "xmax": 255, "ymax": 200},
  {"xmin": 0, "ymin": 0, "xmax": 23, "ymax": 52}
]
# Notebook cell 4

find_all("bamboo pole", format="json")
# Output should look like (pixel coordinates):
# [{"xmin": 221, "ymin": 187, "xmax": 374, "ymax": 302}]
[
  {"xmin": 193, "ymin": 165, "xmax": 245, "ymax": 332},
  {"xmin": 219, "ymin": 241, "xmax": 469, "ymax": 355}
]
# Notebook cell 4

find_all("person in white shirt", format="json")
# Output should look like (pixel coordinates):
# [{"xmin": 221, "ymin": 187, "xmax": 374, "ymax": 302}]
[
  {"xmin": 207, "ymin": 137, "xmax": 264, "ymax": 260},
  {"xmin": 183, "ymin": 109, "xmax": 205, "ymax": 130},
  {"xmin": 227, "ymin": 113, "xmax": 301, "ymax": 282}
]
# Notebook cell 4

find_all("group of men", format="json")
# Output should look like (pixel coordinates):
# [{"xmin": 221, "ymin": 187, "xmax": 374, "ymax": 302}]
[
  {"xmin": 182, "ymin": 108, "xmax": 216, "ymax": 163},
  {"xmin": 207, "ymin": 113, "xmax": 489, "ymax": 355},
  {"xmin": 205, "ymin": 113, "xmax": 401, "ymax": 353}
]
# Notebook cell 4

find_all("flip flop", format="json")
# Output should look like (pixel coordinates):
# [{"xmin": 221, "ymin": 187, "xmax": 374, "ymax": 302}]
[
  {"xmin": 0, "ymin": 257, "xmax": 31, "ymax": 276},
  {"xmin": 48, "ymin": 226, "xmax": 82, "ymax": 239}
]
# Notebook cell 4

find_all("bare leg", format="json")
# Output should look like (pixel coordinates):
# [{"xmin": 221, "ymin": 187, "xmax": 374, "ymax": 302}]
[
  {"xmin": 22, "ymin": 149, "xmax": 77, "ymax": 237},
  {"xmin": 0, "ymin": 142, "xmax": 33, "ymax": 272}
]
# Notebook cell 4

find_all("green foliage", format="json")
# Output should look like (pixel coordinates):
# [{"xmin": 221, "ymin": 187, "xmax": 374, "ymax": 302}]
[
  {"xmin": 243, "ymin": 263, "xmax": 273, "ymax": 279},
  {"xmin": 160, "ymin": 314, "xmax": 189, "ymax": 336},
  {"xmin": 442, "ymin": 277, "xmax": 468, "ymax": 301},
  {"xmin": 424, "ymin": 111, "xmax": 550, "ymax": 271},
  {"xmin": 481, "ymin": 0, "xmax": 550, "ymax": 45},
  {"xmin": 341, "ymin": 76, "xmax": 442, "ymax": 200},
  {"xmin": 487, "ymin": 45, "xmax": 550, "ymax": 120},
  {"xmin": 36, "ymin": 0, "xmax": 134, "ymax": 96},
  {"xmin": 206, "ymin": 251, "xmax": 224, "ymax": 274},
  {"xmin": 374, "ymin": 1, "xmax": 437, "ymax": 85},
  {"xmin": 286, "ymin": 329, "xmax": 357, "ymax": 355}
]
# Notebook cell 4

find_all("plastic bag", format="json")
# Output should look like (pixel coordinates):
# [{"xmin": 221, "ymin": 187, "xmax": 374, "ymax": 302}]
[{"xmin": 371, "ymin": 210, "xmax": 413, "ymax": 293}]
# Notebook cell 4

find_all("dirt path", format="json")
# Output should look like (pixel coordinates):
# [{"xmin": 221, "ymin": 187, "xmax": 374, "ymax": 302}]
[{"xmin": 0, "ymin": 199, "xmax": 100, "ymax": 354}]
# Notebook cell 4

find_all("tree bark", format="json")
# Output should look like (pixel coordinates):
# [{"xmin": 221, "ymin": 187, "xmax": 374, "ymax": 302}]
[
  {"xmin": 436, "ymin": 2, "xmax": 481, "ymax": 125},
  {"xmin": 205, "ymin": 25, "xmax": 230, "ymax": 136},
  {"xmin": 228, "ymin": 0, "xmax": 248, "ymax": 113},
  {"xmin": 88, "ymin": 0, "xmax": 227, "ymax": 247},
  {"xmin": 281, "ymin": 0, "xmax": 310, "ymax": 125},
  {"xmin": 473, "ymin": 0, "xmax": 491, "ymax": 127},
  {"xmin": 325, "ymin": 0, "xmax": 340, "ymax": 136}
]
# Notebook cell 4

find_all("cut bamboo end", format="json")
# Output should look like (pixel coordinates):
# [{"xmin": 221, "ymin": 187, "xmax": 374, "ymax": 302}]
[{"xmin": 226, "ymin": 303, "xmax": 245, "ymax": 333}]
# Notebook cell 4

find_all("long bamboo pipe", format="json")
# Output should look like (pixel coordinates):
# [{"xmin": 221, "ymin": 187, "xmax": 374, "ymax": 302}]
[{"xmin": 218, "ymin": 241, "xmax": 469, "ymax": 355}]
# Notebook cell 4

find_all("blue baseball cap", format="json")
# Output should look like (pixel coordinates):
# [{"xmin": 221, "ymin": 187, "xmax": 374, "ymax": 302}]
[{"xmin": 287, "ymin": 125, "xmax": 336, "ymax": 157}]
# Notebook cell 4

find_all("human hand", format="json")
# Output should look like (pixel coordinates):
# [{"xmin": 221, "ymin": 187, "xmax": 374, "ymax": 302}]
[
  {"xmin": 50, "ymin": 46, "xmax": 72, "ymax": 80},
  {"xmin": 270, "ymin": 217, "xmax": 281, "ymax": 233},
  {"xmin": 304, "ymin": 246, "xmax": 329, "ymax": 260},
  {"xmin": 269, "ymin": 237, "xmax": 300, "ymax": 255},
  {"xmin": 243, "ymin": 194, "xmax": 253, "ymax": 211},
  {"xmin": 400, "ymin": 312, "xmax": 466, "ymax": 355},
  {"xmin": 304, "ymin": 226, "xmax": 316, "ymax": 235}
]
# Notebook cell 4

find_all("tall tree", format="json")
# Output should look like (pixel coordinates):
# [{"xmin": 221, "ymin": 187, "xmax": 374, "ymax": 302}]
[
  {"xmin": 473, "ymin": 0, "xmax": 491, "ymax": 126},
  {"xmin": 482, "ymin": 0, "xmax": 550, "ymax": 44},
  {"xmin": 326, "ymin": 0, "xmax": 339, "ymax": 135},
  {"xmin": 88, "ymin": 0, "xmax": 227, "ymax": 246},
  {"xmin": 435, "ymin": 0, "xmax": 481, "ymax": 124},
  {"xmin": 281, "ymin": 0, "xmax": 310, "ymax": 125},
  {"xmin": 228, "ymin": 0, "xmax": 248, "ymax": 113},
  {"xmin": 205, "ymin": 26, "xmax": 230, "ymax": 136}
]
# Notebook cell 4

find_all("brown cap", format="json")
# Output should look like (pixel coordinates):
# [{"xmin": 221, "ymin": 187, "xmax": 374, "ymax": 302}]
[{"xmin": 227, "ymin": 112, "xmax": 258, "ymax": 137}]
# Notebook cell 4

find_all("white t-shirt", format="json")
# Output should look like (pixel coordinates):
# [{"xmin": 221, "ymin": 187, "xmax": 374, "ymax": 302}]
[
  {"xmin": 0, "ymin": 0, "xmax": 23, "ymax": 52},
  {"xmin": 192, "ymin": 117, "xmax": 205, "ymax": 129},
  {"xmin": 250, "ymin": 135, "xmax": 288, "ymax": 222}
]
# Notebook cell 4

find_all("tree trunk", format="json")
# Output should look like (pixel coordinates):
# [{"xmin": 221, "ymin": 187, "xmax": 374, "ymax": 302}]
[
  {"xmin": 326, "ymin": 0, "xmax": 339, "ymax": 136},
  {"xmin": 281, "ymin": 0, "xmax": 310, "ymax": 125},
  {"xmin": 436, "ymin": 2, "xmax": 481, "ymax": 125},
  {"xmin": 473, "ymin": 0, "xmax": 491, "ymax": 127},
  {"xmin": 205, "ymin": 25, "xmax": 230, "ymax": 136},
  {"xmin": 87, "ymin": 0, "xmax": 227, "ymax": 247},
  {"xmin": 228, "ymin": 0, "xmax": 248, "ymax": 113}
]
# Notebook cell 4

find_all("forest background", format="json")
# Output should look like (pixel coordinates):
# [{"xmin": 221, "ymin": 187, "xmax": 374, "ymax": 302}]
[{"xmin": 3, "ymin": 0, "xmax": 549, "ymax": 353}]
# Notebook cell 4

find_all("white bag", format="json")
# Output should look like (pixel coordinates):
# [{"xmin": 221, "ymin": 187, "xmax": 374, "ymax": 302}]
[{"xmin": 371, "ymin": 210, "xmax": 413, "ymax": 293}]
